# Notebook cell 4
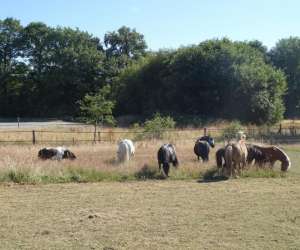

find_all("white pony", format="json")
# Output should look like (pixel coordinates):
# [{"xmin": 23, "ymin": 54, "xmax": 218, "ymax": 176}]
[{"xmin": 117, "ymin": 139, "xmax": 135, "ymax": 162}]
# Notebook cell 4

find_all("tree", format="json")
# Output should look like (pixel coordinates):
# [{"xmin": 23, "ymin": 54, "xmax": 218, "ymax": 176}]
[
  {"xmin": 79, "ymin": 85, "xmax": 115, "ymax": 142},
  {"xmin": 22, "ymin": 23, "xmax": 106, "ymax": 116},
  {"xmin": 0, "ymin": 18, "xmax": 25, "ymax": 115},
  {"xmin": 269, "ymin": 37, "xmax": 300, "ymax": 117},
  {"xmin": 104, "ymin": 26, "xmax": 147, "ymax": 59},
  {"xmin": 115, "ymin": 39, "xmax": 286, "ymax": 124}
]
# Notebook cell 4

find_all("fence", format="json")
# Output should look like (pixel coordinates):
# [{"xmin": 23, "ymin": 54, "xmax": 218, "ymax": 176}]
[{"xmin": 1, "ymin": 124, "xmax": 300, "ymax": 145}]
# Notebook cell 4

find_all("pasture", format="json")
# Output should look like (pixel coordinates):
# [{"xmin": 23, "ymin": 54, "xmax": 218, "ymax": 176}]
[
  {"xmin": 0, "ymin": 126, "xmax": 300, "ymax": 249},
  {"xmin": 1, "ymin": 178, "xmax": 300, "ymax": 249}
]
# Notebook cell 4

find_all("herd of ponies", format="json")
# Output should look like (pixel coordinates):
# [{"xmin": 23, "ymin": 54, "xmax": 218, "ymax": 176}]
[{"xmin": 38, "ymin": 131, "xmax": 291, "ymax": 178}]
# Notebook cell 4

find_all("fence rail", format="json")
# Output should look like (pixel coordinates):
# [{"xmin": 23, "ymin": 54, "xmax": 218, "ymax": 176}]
[{"xmin": 1, "ymin": 125, "xmax": 300, "ymax": 145}]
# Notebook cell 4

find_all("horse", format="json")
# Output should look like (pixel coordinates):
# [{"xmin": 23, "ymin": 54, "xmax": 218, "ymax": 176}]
[
  {"xmin": 194, "ymin": 135, "xmax": 215, "ymax": 161},
  {"xmin": 117, "ymin": 139, "xmax": 135, "ymax": 162},
  {"xmin": 246, "ymin": 143, "xmax": 266, "ymax": 167},
  {"xmin": 38, "ymin": 147, "xmax": 76, "ymax": 160},
  {"xmin": 157, "ymin": 144, "xmax": 179, "ymax": 177},
  {"xmin": 215, "ymin": 147, "xmax": 225, "ymax": 174},
  {"xmin": 224, "ymin": 139, "xmax": 248, "ymax": 177},
  {"xmin": 251, "ymin": 145, "xmax": 291, "ymax": 171}
]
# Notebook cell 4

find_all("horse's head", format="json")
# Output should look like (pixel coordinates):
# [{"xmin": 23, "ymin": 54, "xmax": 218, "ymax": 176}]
[
  {"xmin": 200, "ymin": 136, "xmax": 215, "ymax": 148},
  {"xmin": 63, "ymin": 150, "xmax": 76, "ymax": 160}
]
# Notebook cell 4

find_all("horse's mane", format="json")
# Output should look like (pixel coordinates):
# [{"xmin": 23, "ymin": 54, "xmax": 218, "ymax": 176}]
[{"xmin": 273, "ymin": 146, "xmax": 291, "ymax": 170}]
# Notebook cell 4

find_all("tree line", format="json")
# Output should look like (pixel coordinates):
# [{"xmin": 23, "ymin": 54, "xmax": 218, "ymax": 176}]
[{"xmin": 1, "ymin": 17, "xmax": 300, "ymax": 124}]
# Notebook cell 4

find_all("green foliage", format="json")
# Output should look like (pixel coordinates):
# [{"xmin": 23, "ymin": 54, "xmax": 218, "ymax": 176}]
[
  {"xmin": 142, "ymin": 113, "xmax": 175, "ymax": 139},
  {"xmin": 79, "ymin": 85, "xmax": 115, "ymax": 126},
  {"xmin": 116, "ymin": 39, "xmax": 286, "ymax": 124},
  {"xmin": 0, "ymin": 17, "xmax": 292, "ymax": 125},
  {"xmin": 269, "ymin": 37, "xmax": 300, "ymax": 117},
  {"xmin": 221, "ymin": 121, "xmax": 243, "ymax": 140}
]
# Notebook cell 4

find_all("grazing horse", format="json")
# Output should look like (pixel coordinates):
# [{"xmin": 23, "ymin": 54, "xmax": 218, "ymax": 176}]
[
  {"xmin": 224, "ymin": 139, "xmax": 248, "ymax": 177},
  {"xmin": 38, "ymin": 147, "xmax": 76, "ymax": 160},
  {"xmin": 194, "ymin": 136, "xmax": 215, "ymax": 161},
  {"xmin": 246, "ymin": 144, "xmax": 266, "ymax": 167},
  {"xmin": 215, "ymin": 147, "xmax": 225, "ymax": 174},
  {"xmin": 252, "ymin": 145, "xmax": 291, "ymax": 171},
  {"xmin": 157, "ymin": 144, "xmax": 179, "ymax": 177},
  {"xmin": 117, "ymin": 139, "xmax": 135, "ymax": 162}
]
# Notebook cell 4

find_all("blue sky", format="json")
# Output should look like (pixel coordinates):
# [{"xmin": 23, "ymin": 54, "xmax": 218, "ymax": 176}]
[{"xmin": 1, "ymin": 0, "xmax": 299, "ymax": 50}]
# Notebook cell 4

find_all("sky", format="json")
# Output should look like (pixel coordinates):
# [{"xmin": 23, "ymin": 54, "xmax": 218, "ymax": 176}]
[{"xmin": 1, "ymin": 0, "xmax": 299, "ymax": 50}]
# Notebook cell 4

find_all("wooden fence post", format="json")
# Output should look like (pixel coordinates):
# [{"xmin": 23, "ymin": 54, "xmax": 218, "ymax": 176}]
[
  {"xmin": 204, "ymin": 127, "xmax": 207, "ymax": 136},
  {"xmin": 32, "ymin": 130, "xmax": 36, "ymax": 145},
  {"xmin": 98, "ymin": 132, "xmax": 101, "ymax": 142}
]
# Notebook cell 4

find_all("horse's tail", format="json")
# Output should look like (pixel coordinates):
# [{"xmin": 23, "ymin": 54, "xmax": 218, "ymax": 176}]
[
  {"xmin": 125, "ymin": 143, "xmax": 130, "ymax": 161},
  {"xmin": 224, "ymin": 145, "xmax": 233, "ymax": 175}
]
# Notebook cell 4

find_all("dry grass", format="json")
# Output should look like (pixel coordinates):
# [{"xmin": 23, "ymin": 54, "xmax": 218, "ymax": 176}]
[
  {"xmin": 0, "ymin": 140, "xmax": 212, "ymax": 183},
  {"xmin": 0, "ymin": 178, "xmax": 299, "ymax": 249},
  {"xmin": 0, "ymin": 139, "xmax": 299, "ymax": 183}
]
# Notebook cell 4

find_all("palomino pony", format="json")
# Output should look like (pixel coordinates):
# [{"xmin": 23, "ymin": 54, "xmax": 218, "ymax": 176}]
[
  {"xmin": 224, "ymin": 132, "xmax": 248, "ymax": 177},
  {"xmin": 117, "ymin": 139, "xmax": 135, "ymax": 162},
  {"xmin": 194, "ymin": 135, "xmax": 215, "ymax": 161},
  {"xmin": 252, "ymin": 145, "xmax": 291, "ymax": 171},
  {"xmin": 157, "ymin": 144, "xmax": 179, "ymax": 177}
]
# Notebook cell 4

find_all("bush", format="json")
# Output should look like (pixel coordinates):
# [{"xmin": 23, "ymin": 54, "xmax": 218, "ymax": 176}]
[
  {"xmin": 221, "ymin": 121, "xmax": 243, "ymax": 140},
  {"xmin": 139, "ymin": 113, "xmax": 175, "ymax": 140}
]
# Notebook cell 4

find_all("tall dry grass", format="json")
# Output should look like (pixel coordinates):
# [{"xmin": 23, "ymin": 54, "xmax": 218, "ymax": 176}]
[{"xmin": 0, "ymin": 140, "xmax": 218, "ymax": 183}]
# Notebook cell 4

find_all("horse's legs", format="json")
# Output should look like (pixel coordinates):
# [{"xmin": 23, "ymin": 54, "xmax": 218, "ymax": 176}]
[{"xmin": 163, "ymin": 163, "xmax": 170, "ymax": 177}]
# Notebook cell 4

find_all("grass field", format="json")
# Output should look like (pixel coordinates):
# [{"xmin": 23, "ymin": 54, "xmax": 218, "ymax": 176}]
[
  {"xmin": 0, "ymin": 129, "xmax": 300, "ymax": 249},
  {"xmin": 1, "ymin": 178, "xmax": 300, "ymax": 249}
]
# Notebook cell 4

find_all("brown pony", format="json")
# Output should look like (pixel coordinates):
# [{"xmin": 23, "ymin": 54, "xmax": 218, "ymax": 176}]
[
  {"xmin": 215, "ymin": 148, "xmax": 225, "ymax": 174},
  {"xmin": 252, "ymin": 145, "xmax": 291, "ymax": 171},
  {"xmin": 224, "ymin": 139, "xmax": 248, "ymax": 177}
]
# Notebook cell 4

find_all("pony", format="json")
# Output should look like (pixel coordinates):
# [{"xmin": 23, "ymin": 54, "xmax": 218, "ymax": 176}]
[
  {"xmin": 38, "ymin": 147, "xmax": 76, "ymax": 160},
  {"xmin": 194, "ymin": 135, "xmax": 215, "ymax": 161},
  {"xmin": 117, "ymin": 139, "xmax": 135, "ymax": 162},
  {"xmin": 157, "ymin": 144, "xmax": 179, "ymax": 177},
  {"xmin": 215, "ymin": 147, "xmax": 225, "ymax": 174},
  {"xmin": 224, "ymin": 139, "xmax": 248, "ymax": 177},
  {"xmin": 246, "ymin": 144, "xmax": 266, "ymax": 167},
  {"xmin": 251, "ymin": 145, "xmax": 291, "ymax": 171}
]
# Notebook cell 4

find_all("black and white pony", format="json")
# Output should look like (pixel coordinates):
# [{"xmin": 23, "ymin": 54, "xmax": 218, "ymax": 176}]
[
  {"xmin": 157, "ymin": 144, "xmax": 179, "ymax": 177},
  {"xmin": 194, "ymin": 136, "xmax": 215, "ymax": 161},
  {"xmin": 117, "ymin": 139, "xmax": 135, "ymax": 162},
  {"xmin": 38, "ymin": 147, "xmax": 76, "ymax": 160}
]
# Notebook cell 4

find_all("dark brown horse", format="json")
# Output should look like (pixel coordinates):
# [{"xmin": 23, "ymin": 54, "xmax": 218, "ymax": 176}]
[
  {"xmin": 215, "ymin": 147, "xmax": 225, "ymax": 174},
  {"xmin": 246, "ymin": 143, "xmax": 266, "ymax": 166}
]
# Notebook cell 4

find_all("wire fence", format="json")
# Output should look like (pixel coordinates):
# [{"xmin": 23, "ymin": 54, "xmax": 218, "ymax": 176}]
[{"xmin": 1, "ymin": 124, "xmax": 300, "ymax": 145}]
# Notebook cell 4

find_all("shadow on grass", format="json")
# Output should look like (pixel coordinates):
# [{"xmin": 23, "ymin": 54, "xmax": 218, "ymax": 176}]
[
  {"xmin": 134, "ymin": 164, "xmax": 166, "ymax": 180},
  {"xmin": 198, "ymin": 168, "xmax": 229, "ymax": 183}
]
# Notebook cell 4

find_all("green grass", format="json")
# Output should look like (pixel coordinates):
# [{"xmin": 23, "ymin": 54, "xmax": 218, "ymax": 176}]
[{"xmin": 0, "ymin": 164, "xmax": 293, "ymax": 184}]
